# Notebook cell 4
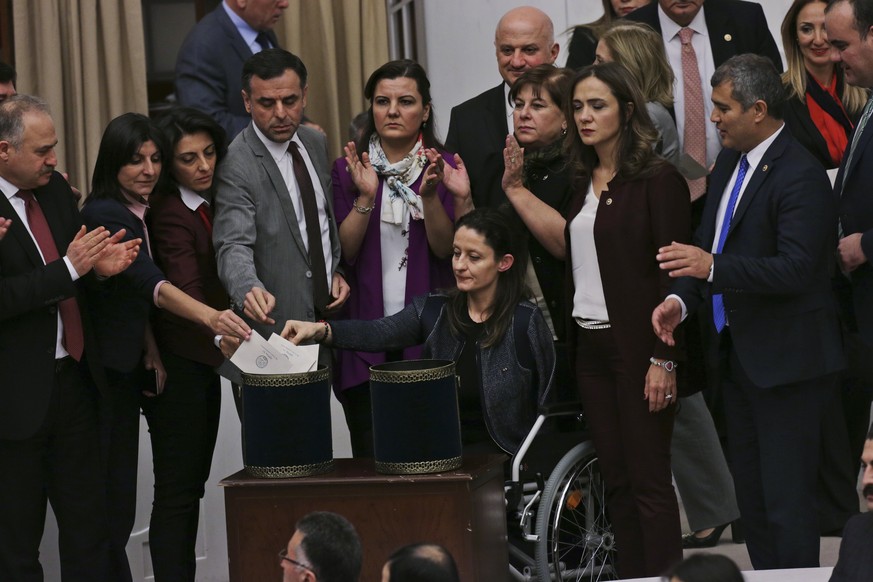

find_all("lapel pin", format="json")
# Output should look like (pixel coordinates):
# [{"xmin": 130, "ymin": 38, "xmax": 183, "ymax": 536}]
[
  {"xmin": 724, "ymin": 34, "xmax": 733, "ymax": 42},
  {"xmin": 605, "ymin": 198, "xmax": 613, "ymax": 205},
  {"xmin": 762, "ymin": 164, "xmax": 769, "ymax": 172}
]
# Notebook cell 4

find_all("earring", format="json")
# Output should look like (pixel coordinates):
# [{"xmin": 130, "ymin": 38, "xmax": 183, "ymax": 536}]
[
  {"xmin": 422, "ymin": 119, "xmax": 428, "ymax": 129},
  {"xmin": 561, "ymin": 125, "xmax": 567, "ymax": 136}
]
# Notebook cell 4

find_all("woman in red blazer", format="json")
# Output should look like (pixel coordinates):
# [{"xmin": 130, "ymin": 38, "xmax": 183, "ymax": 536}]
[
  {"xmin": 560, "ymin": 63, "xmax": 689, "ymax": 578},
  {"xmin": 145, "ymin": 107, "xmax": 237, "ymax": 582}
]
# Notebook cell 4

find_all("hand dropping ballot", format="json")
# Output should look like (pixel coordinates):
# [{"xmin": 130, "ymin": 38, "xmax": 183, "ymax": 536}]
[{"xmin": 230, "ymin": 330, "xmax": 319, "ymax": 374}]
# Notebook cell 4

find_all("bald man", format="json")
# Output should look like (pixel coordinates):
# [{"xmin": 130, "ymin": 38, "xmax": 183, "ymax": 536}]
[{"xmin": 445, "ymin": 6, "xmax": 558, "ymax": 209}]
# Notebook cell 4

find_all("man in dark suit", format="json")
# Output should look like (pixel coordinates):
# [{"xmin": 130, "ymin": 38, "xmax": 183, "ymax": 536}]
[
  {"xmin": 213, "ymin": 49, "xmax": 348, "ymax": 343},
  {"xmin": 652, "ymin": 55, "xmax": 844, "ymax": 570},
  {"xmin": 626, "ymin": 0, "xmax": 782, "ymax": 200},
  {"xmin": 175, "ymin": 0, "xmax": 287, "ymax": 138},
  {"xmin": 0, "ymin": 95, "xmax": 140, "ymax": 580},
  {"xmin": 444, "ymin": 6, "xmax": 558, "ymax": 209},
  {"xmin": 829, "ymin": 426, "xmax": 873, "ymax": 582}
]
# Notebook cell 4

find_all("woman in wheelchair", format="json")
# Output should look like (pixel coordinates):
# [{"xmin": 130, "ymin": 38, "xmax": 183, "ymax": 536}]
[
  {"xmin": 281, "ymin": 207, "xmax": 555, "ymax": 456},
  {"xmin": 564, "ymin": 63, "xmax": 688, "ymax": 577}
]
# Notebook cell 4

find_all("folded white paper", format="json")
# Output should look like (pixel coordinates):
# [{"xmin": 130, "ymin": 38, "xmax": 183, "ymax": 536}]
[
  {"xmin": 268, "ymin": 333, "xmax": 320, "ymax": 373},
  {"xmin": 229, "ymin": 330, "xmax": 291, "ymax": 374}
]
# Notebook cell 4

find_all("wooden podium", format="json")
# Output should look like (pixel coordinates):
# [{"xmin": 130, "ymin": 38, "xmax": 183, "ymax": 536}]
[{"xmin": 220, "ymin": 455, "xmax": 508, "ymax": 582}]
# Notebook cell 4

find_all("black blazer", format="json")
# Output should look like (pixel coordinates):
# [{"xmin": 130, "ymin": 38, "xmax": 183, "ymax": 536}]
[
  {"xmin": 835, "ymin": 99, "xmax": 873, "ymax": 347},
  {"xmin": 783, "ymin": 86, "xmax": 861, "ymax": 170},
  {"xmin": 445, "ymin": 83, "xmax": 509, "ymax": 209},
  {"xmin": 829, "ymin": 512, "xmax": 873, "ymax": 582},
  {"xmin": 673, "ymin": 128, "xmax": 845, "ymax": 388},
  {"xmin": 82, "ymin": 198, "xmax": 166, "ymax": 373},
  {"xmin": 625, "ymin": 0, "xmax": 783, "ymax": 72},
  {"xmin": 0, "ymin": 172, "xmax": 106, "ymax": 439}
]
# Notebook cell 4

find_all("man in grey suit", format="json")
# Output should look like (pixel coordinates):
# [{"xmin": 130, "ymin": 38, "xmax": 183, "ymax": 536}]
[
  {"xmin": 175, "ymin": 0, "xmax": 287, "ymax": 138},
  {"xmin": 213, "ymin": 48, "xmax": 348, "ymax": 344}
]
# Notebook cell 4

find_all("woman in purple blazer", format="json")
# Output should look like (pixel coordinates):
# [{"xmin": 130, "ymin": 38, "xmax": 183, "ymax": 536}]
[
  {"xmin": 332, "ymin": 60, "xmax": 470, "ymax": 457},
  {"xmin": 561, "ymin": 63, "xmax": 689, "ymax": 578}
]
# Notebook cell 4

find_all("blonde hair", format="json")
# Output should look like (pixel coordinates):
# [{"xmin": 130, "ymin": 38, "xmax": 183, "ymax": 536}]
[
  {"xmin": 780, "ymin": 0, "xmax": 867, "ymax": 115},
  {"xmin": 599, "ymin": 22, "xmax": 674, "ymax": 109}
]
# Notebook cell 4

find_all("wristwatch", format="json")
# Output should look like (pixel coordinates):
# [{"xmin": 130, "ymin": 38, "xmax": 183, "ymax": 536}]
[{"xmin": 649, "ymin": 357, "xmax": 677, "ymax": 372}]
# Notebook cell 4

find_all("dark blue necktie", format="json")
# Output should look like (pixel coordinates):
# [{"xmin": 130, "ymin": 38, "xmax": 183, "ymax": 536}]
[
  {"xmin": 712, "ymin": 154, "xmax": 749, "ymax": 333},
  {"xmin": 255, "ymin": 32, "xmax": 271, "ymax": 52}
]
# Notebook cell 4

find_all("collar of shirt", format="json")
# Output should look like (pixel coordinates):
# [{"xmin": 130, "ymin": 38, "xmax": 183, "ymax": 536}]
[
  {"xmin": 222, "ymin": 0, "xmax": 262, "ymax": 54},
  {"xmin": 744, "ymin": 123, "xmax": 785, "ymax": 172},
  {"xmin": 503, "ymin": 81, "xmax": 515, "ymax": 134},
  {"xmin": 0, "ymin": 174, "xmax": 22, "ymax": 203},
  {"xmin": 659, "ymin": 4, "xmax": 709, "ymax": 41},
  {"xmin": 179, "ymin": 185, "xmax": 207, "ymax": 211},
  {"xmin": 252, "ymin": 123, "xmax": 306, "ymax": 163},
  {"xmin": 123, "ymin": 192, "xmax": 150, "ymax": 222}
]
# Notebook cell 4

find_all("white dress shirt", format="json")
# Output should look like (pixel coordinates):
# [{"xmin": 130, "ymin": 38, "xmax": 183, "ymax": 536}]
[{"xmin": 222, "ymin": 0, "xmax": 271, "ymax": 54}]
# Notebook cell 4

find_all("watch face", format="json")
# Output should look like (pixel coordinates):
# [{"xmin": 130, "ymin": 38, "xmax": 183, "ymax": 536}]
[{"xmin": 663, "ymin": 361, "xmax": 675, "ymax": 372}]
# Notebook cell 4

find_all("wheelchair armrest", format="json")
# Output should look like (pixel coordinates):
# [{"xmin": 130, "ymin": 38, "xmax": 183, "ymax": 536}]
[{"xmin": 537, "ymin": 400, "xmax": 584, "ymax": 417}]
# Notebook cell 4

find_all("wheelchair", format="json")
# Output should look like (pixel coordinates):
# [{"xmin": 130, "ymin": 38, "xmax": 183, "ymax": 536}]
[{"xmin": 505, "ymin": 401, "xmax": 617, "ymax": 581}]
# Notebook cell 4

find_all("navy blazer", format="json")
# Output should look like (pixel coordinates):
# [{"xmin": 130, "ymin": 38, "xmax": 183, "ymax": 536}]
[
  {"xmin": 673, "ymin": 128, "xmax": 844, "ymax": 388},
  {"xmin": 625, "ymin": 0, "xmax": 783, "ymax": 72},
  {"xmin": 835, "ymin": 103, "xmax": 873, "ymax": 347},
  {"xmin": 0, "ymin": 172, "xmax": 107, "ymax": 439},
  {"xmin": 82, "ymin": 198, "xmax": 166, "ymax": 373},
  {"xmin": 445, "ymin": 83, "xmax": 509, "ymax": 209},
  {"xmin": 175, "ymin": 5, "xmax": 279, "ymax": 139}
]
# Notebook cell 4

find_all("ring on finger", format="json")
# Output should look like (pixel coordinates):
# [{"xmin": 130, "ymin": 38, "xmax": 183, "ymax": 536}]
[{"xmin": 665, "ymin": 394, "xmax": 673, "ymax": 400}]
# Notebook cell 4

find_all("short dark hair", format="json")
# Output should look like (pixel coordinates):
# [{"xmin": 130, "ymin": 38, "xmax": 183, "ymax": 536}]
[
  {"xmin": 356, "ymin": 59, "xmax": 443, "ymax": 153},
  {"xmin": 663, "ymin": 554, "xmax": 744, "ymax": 582},
  {"xmin": 827, "ymin": 0, "xmax": 873, "ymax": 38},
  {"xmin": 295, "ymin": 512, "xmax": 362, "ymax": 582},
  {"xmin": 242, "ymin": 48, "xmax": 307, "ymax": 94},
  {"xmin": 386, "ymin": 543, "xmax": 460, "ymax": 582},
  {"xmin": 88, "ymin": 112, "xmax": 167, "ymax": 204},
  {"xmin": 156, "ymin": 105, "xmax": 227, "ymax": 189},
  {"xmin": 711, "ymin": 54, "xmax": 786, "ymax": 119},
  {"xmin": 0, "ymin": 61, "xmax": 16, "ymax": 85},
  {"xmin": 509, "ymin": 64, "xmax": 574, "ymax": 117}
]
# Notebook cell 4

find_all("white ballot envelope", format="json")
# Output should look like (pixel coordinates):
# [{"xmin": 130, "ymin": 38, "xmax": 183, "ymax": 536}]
[
  {"xmin": 267, "ymin": 333, "xmax": 320, "ymax": 373},
  {"xmin": 229, "ymin": 330, "xmax": 292, "ymax": 374}
]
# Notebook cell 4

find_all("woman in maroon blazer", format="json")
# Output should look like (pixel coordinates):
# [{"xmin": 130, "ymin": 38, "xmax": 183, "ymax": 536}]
[
  {"xmin": 561, "ymin": 63, "xmax": 689, "ymax": 578},
  {"xmin": 145, "ymin": 107, "xmax": 236, "ymax": 582}
]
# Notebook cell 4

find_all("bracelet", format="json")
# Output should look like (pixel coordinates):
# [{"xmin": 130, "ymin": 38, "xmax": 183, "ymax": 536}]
[
  {"xmin": 318, "ymin": 320, "xmax": 331, "ymax": 342},
  {"xmin": 649, "ymin": 357, "xmax": 677, "ymax": 372},
  {"xmin": 353, "ymin": 197, "xmax": 374, "ymax": 214}
]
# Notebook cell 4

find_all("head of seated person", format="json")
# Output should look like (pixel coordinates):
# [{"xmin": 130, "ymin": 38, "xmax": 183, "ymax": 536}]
[
  {"xmin": 380, "ymin": 543, "xmax": 460, "ymax": 582},
  {"xmin": 663, "ymin": 553, "xmax": 743, "ymax": 582}
]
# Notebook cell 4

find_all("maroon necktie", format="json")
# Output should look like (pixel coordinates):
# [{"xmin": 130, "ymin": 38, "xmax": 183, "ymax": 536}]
[
  {"xmin": 288, "ymin": 142, "xmax": 330, "ymax": 313},
  {"xmin": 16, "ymin": 189, "xmax": 85, "ymax": 361},
  {"xmin": 196, "ymin": 204, "xmax": 213, "ymax": 237}
]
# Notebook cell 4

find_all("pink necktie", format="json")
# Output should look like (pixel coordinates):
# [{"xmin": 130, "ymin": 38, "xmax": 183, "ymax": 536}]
[
  {"xmin": 16, "ymin": 189, "xmax": 85, "ymax": 361},
  {"xmin": 679, "ymin": 27, "xmax": 707, "ymax": 201}
]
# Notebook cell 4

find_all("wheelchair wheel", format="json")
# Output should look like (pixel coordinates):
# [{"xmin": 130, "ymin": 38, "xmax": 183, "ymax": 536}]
[{"xmin": 534, "ymin": 441, "xmax": 616, "ymax": 581}]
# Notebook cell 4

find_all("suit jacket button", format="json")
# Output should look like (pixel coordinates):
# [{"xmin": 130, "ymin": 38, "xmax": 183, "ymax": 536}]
[{"xmin": 305, "ymin": 271, "xmax": 312, "ymax": 278}]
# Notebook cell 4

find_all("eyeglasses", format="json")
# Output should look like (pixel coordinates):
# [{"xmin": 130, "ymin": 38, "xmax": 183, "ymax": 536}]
[{"xmin": 279, "ymin": 548, "xmax": 316, "ymax": 576}]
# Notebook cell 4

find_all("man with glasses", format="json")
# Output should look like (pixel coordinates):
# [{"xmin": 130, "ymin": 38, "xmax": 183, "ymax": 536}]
[{"xmin": 280, "ymin": 512, "xmax": 362, "ymax": 582}]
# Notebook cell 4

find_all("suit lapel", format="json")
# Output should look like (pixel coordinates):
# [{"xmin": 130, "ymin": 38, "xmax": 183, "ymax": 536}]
[
  {"xmin": 728, "ymin": 130, "xmax": 788, "ymax": 238},
  {"xmin": 700, "ymin": 149, "xmax": 739, "ymax": 246},
  {"xmin": 0, "ymin": 190, "xmax": 42, "ymax": 267},
  {"xmin": 486, "ymin": 84, "xmax": 509, "ymax": 146},
  {"xmin": 844, "ymin": 117, "xmax": 873, "ymax": 184},
  {"xmin": 243, "ymin": 126, "xmax": 308, "ymax": 258},
  {"xmin": 704, "ymin": 3, "xmax": 736, "ymax": 67},
  {"xmin": 217, "ymin": 6, "xmax": 254, "ymax": 64}
]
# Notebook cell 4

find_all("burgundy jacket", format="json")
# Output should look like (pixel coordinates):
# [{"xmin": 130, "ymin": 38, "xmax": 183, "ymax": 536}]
[
  {"xmin": 149, "ymin": 189, "xmax": 228, "ymax": 367},
  {"xmin": 565, "ymin": 162, "xmax": 691, "ymax": 381}
]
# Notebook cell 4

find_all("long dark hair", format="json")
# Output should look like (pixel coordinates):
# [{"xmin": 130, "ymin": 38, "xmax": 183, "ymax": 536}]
[
  {"xmin": 156, "ymin": 106, "xmax": 228, "ymax": 194},
  {"xmin": 356, "ymin": 59, "xmax": 443, "ymax": 153},
  {"xmin": 446, "ymin": 207, "xmax": 529, "ymax": 348},
  {"xmin": 563, "ymin": 63, "xmax": 663, "ymax": 181},
  {"xmin": 89, "ymin": 112, "xmax": 166, "ymax": 203}
]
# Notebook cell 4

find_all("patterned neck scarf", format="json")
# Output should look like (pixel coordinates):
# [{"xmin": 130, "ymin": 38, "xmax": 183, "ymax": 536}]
[{"xmin": 368, "ymin": 133, "xmax": 427, "ymax": 224}]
